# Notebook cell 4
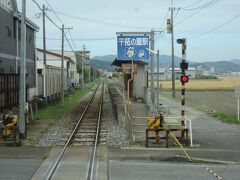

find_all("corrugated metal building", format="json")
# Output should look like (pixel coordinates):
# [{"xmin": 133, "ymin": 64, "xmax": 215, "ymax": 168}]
[{"xmin": 0, "ymin": 0, "xmax": 39, "ymax": 111}]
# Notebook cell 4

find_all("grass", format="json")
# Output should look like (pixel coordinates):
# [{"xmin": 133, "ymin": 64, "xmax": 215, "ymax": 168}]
[
  {"xmin": 38, "ymin": 81, "xmax": 97, "ymax": 120},
  {"xmin": 213, "ymin": 112, "xmax": 240, "ymax": 124}
]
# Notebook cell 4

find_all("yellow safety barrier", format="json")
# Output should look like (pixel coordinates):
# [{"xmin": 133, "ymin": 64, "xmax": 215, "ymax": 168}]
[{"xmin": 147, "ymin": 116, "xmax": 160, "ymax": 130}]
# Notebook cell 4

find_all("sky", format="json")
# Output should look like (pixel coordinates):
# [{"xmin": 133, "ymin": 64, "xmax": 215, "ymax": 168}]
[{"xmin": 16, "ymin": 0, "xmax": 240, "ymax": 62}]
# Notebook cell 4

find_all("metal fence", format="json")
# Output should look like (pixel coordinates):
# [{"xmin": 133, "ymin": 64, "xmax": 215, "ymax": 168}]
[{"xmin": 0, "ymin": 73, "xmax": 28, "ymax": 112}]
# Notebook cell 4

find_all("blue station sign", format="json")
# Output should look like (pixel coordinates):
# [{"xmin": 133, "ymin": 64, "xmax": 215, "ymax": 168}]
[{"xmin": 117, "ymin": 35, "xmax": 150, "ymax": 60}]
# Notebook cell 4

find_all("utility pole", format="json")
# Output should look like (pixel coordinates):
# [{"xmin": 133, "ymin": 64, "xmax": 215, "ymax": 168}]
[
  {"xmin": 61, "ymin": 24, "xmax": 65, "ymax": 106},
  {"xmin": 150, "ymin": 29, "xmax": 155, "ymax": 107},
  {"xmin": 60, "ymin": 25, "xmax": 72, "ymax": 106},
  {"xmin": 82, "ymin": 44, "xmax": 86, "ymax": 87},
  {"xmin": 89, "ymin": 56, "xmax": 91, "ymax": 83},
  {"xmin": 156, "ymin": 50, "xmax": 160, "ymax": 111},
  {"xmin": 19, "ymin": 0, "xmax": 27, "ymax": 139},
  {"xmin": 171, "ymin": 1, "xmax": 175, "ymax": 98},
  {"xmin": 43, "ymin": 5, "xmax": 47, "ymax": 99}
]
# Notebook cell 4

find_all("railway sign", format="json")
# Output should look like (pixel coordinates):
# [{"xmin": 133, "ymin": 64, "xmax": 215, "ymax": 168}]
[{"xmin": 117, "ymin": 35, "xmax": 150, "ymax": 60}]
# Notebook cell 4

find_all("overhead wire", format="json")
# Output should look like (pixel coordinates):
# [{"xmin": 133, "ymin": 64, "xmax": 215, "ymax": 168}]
[
  {"xmin": 53, "ymin": 10, "xmax": 152, "ymax": 30},
  {"xmin": 64, "ymin": 34, "xmax": 75, "ymax": 52},
  {"xmin": 45, "ymin": 14, "xmax": 61, "ymax": 30},
  {"xmin": 68, "ymin": 31, "xmax": 77, "ymax": 50},
  {"xmin": 36, "ymin": 36, "xmax": 116, "ymax": 41},
  {"xmin": 181, "ymin": 0, "xmax": 220, "ymax": 11},
  {"xmin": 175, "ymin": 0, "xmax": 221, "ymax": 26},
  {"xmin": 40, "ymin": 0, "xmax": 78, "ymax": 51},
  {"xmin": 181, "ymin": 0, "xmax": 204, "ymax": 9},
  {"xmin": 173, "ymin": 8, "xmax": 180, "ymax": 21},
  {"xmin": 32, "ymin": 0, "xmax": 61, "ymax": 30},
  {"xmin": 160, "ymin": 8, "xmax": 170, "ymax": 30},
  {"xmin": 174, "ymin": 8, "xmax": 202, "ymax": 26},
  {"xmin": 43, "ymin": 0, "xmax": 64, "ymax": 25},
  {"xmin": 189, "ymin": 13, "xmax": 240, "ymax": 40},
  {"xmin": 32, "ymin": 0, "xmax": 42, "ymax": 11}
]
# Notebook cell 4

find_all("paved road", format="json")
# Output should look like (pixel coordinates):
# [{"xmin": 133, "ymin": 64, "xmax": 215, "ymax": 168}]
[
  {"xmin": 109, "ymin": 160, "xmax": 240, "ymax": 180},
  {"xmin": 159, "ymin": 95, "xmax": 240, "ymax": 151},
  {"xmin": 0, "ymin": 159, "xmax": 42, "ymax": 180},
  {"xmin": 0, "ymin": 147, "xmax": 49, "ymax": 180},
  {"xmin": 108, "ymin": 91, "xmax": 240, "ymax": 180}
]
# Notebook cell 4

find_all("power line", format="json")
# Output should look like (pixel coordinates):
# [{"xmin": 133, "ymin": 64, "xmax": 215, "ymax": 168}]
[
  {"xmin": 64, "ymin": 34, "xmax": 75, "ymax": 52},
  {"xmin": 32, "ymin": 0, "xmax": 42, "ymax": 11},
  {"xmin": 189, "ymin": 13, "xmax": 240, "ymax": 39},
  {"xmin": 175, "ymin": 0, "xmax": 221, "ymax": 26},
  {"xmin": 68, "ymin": 31, "xmax": 77, "ymax": 50},
  {"xmin": 43, "ymin": 0, "xmax": 64, "ymax": 25},
  {"xmin": 33, "ymin": 0, "xmax": 77, "ymax": 52},
  {"xmin": 181, "ymin": 0, "xmax": 220, "ymax": 11},
  {"xmin": 181, "ymin": 0, "xmax": 204, "ymax": 9},
  {"xmin": 175, "ymin": 8, "xmax": 202, "ymax": 26},
  {"xmin": 32, "ymin": 0, "xmax": 61, "ymax": 30},
  {"xmin": 53, "ymin": 10, "xmax": 152, "ymax": 30},
  {"xmin": 160, "ymin": 8, "xmax": 170, "ymax": 30},
  {"xmin": 45, "ymin": 13, "xmax": 61, "ymax": 29},
  {"xmin": 42, "ymin": 0, "xmax": 77, "ymax": 52},
  {"xmin": 36, "ymin": 36, "xmax": 115, "ymax": 41},
  {"xmin": 173, "ymin": 8, "xmax": 180, "ymax": 21}
]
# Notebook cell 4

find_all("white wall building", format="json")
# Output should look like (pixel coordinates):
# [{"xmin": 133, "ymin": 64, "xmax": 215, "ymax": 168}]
[
  {"xmin": 150, "ymin": 67, "xmax": 196, "ymax": 80},
  {"xmin": 36, "ymin": 48, "xmax": 75, "ymax": 98},
  {"xmin": 50, "ymin": 50, "xmax": 79, "ymax": 85}
]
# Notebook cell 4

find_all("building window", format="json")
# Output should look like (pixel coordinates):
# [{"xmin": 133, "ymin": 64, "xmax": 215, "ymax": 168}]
[{"xmin": 6, "ymin": 26, "xmax": 12, "ymax": 38}]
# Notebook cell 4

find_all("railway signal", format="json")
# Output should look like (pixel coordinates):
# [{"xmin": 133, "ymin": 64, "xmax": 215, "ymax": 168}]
[
  {"xmin": 177, "ymin": 38, "xmax": 187, "ymax": 138},
  {"xmin": 180, "ymin": 75, "xmax": 188, "ymax": 84}
]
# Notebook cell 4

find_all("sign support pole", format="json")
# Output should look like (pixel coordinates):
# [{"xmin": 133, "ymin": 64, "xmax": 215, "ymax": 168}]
[
  {"xmin": 156, "ymin": 50, "xmax": 160, "ymax": 111},
  {"xmin": 238, "ymin": 98, "xmax": 239, "ymax": 121},
  {"xmin": 150, "ymin": 30, "xmax": 155, "ymax": 109}
]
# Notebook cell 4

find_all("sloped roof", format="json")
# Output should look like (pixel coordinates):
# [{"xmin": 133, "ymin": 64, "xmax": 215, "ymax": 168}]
[
  {"xmin": 111, "ymin": 58, "xmax": 149, "ymax": 67},
  {"xmin": 36, "ymin": 48, "xmax": 75, "ymax": 64}
]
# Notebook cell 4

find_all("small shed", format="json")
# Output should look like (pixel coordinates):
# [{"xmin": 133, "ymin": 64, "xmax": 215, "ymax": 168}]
[{"xmin": 112, "ymin": 59, "xmax": 148, "ymax": 103}]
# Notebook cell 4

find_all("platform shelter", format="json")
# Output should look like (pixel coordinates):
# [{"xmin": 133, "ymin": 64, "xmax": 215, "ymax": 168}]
[{"xmin": 112, "ymin": 59, "xmax": 148, "ymax": 103}]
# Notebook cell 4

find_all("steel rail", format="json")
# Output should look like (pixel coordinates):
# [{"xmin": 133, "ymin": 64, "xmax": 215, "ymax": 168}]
[
  {"xmin": 87, "ymin": 80, "xmax": 104, "ymax": 180},
  {"xmin": 44, "ymin": 81, "xmax": 101, "ymax": 180}
]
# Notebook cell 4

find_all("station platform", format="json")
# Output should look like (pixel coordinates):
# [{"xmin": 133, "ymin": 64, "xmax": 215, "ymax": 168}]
[{"xmin": 108, "ymin": 81, "xmax": 191, "ymax": 148}]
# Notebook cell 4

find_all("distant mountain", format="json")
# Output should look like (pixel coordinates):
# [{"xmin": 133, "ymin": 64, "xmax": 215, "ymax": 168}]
[
  {"xmin": 158, "ymin": 55, "xmax": 183, "ymax": 65},
  {"xmin": 91, "ymin": 54, "xmax": 240, "ymax": 73},
  {"xmin": 191, "ymin": 61, "xmax": 238, "ymax": 73},
  {"xmin": 90, "ymin": 59, "xmax": 114, "ymax": 72},
  {"xmin": 229, "ymin": 59, "xmax": 240, "ymax": 65},
  {"xmin": 91, "ymin": 55, "xmax": 116, "ymax": 62}
]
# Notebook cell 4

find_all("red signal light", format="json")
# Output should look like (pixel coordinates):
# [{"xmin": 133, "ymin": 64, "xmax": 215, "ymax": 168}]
[{"xmin": 181, "ymin": 75, "xmax": 188, "ymax": 84}]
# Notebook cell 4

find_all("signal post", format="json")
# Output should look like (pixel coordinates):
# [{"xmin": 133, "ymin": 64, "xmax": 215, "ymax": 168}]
[{"xmin": 177, "ymin": 38, "xmax": 188, "ymax": 138}]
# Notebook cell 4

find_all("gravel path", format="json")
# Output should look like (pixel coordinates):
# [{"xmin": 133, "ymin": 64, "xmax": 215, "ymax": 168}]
[
  {"xmin": 104, "ymin": 85, "xmax": 129, "ymax": 148},
  {"xmin": 35, "ymin": 117, "xmax": 70, "ymax": 147}
]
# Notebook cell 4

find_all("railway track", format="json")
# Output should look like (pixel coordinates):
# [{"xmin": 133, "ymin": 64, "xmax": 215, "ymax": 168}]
[{"xmin": 44, "ymin": 80, "xmax": 105, "ymax": 180}]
